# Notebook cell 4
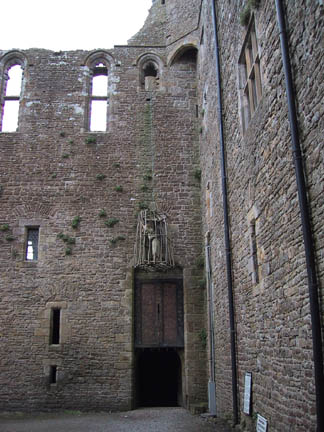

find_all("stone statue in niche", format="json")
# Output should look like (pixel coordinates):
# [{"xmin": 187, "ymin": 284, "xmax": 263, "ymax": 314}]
[
  {"xmin": 142, "ymin": 219, "xmax": 161, "ymax": 263},
  {"xmin": 134, "ymin": 209, "xmax": 174, "ymax": 269}
]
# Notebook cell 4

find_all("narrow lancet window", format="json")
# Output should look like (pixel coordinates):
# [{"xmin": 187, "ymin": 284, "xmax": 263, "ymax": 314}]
[
  {"xmin": 50, "ymin": 309, "xmax": 61, "ymax": 345},
  {"xmin": 250, "ymin": 220, "xmax": 259, "ymax": 284},
  {"xmin": 49, "ymin": 365, "xmax": 57, "ymax": 384},
  {"xmin": 1, "ymin": 64, "xmax": 23, "ymax": 132},
  {"xmin": 89, "ymin": 62, "xmax": 108, "ymax": 132},
  {"xmin": 25, "ymin": 227, "xmax": 39, "ymax": 261}
]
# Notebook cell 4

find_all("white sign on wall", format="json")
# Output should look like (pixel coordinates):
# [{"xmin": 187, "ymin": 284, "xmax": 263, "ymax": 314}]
[
  {"xmin": 243, "ymin": 372, "xmax": 252, "ymax": 415},
  {"xmin": 256, "ymin": 414, "xmax": 268, "ymax": 432}
]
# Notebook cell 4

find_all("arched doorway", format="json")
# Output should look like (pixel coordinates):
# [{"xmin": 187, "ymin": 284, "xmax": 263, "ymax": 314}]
[{"xmin": 137, "ymin": 349, "xmax": 182, "ymax": 407}]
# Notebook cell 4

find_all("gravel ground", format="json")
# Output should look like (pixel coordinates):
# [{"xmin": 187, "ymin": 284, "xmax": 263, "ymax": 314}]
[{"xmin": 0, "ymin": 407, "xmax": 233, "ymax": 432}]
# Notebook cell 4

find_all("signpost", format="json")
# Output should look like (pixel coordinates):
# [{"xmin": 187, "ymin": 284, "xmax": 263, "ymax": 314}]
[{"xmin": 256, "ymin": 414, "xmax": 268, "ymax": 432}]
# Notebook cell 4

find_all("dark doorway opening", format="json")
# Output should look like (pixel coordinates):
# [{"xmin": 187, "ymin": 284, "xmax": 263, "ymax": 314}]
[{"xmin": 137, "ymin": 349, "xmax": 182, "ymax": 407}]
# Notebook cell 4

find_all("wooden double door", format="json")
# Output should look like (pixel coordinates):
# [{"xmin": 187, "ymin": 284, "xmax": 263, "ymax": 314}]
[{"xmin": 134, "ymin": 279, "xmax": 184, "ymax": 348}]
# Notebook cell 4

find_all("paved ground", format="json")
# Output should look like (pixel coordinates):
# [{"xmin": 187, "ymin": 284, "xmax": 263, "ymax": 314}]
[{"xmin": 0, "ymin": 407, "xmax": 233, "ymax": 432}]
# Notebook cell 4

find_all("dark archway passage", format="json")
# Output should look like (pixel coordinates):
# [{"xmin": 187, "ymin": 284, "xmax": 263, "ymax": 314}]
[{"xmin": 137, "ymin": 349, "xmax": 182, "ymax": 407}]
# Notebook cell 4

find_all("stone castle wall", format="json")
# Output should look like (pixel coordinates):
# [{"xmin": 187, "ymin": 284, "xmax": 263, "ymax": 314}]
[
  {"xmin": 197, "ymin": 1, "xmax": 323, "ymax": 431},
  {"xmin": 0, "ymin": 19, "xmax": 206, "ymax": 410}
]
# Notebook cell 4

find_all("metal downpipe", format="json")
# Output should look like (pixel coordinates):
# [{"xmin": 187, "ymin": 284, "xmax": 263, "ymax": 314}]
[
  {"xmin": 210, "ymin": 0, "xmax": 239, "ymax": 425},
  {"xmin": 275, "ymin": 1, "xmax": 324, "ymax": 430}
]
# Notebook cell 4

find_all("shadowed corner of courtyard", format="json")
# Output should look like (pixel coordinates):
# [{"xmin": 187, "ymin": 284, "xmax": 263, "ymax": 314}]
[{"xmin": 0, "ymin": 407, "xmax": 234, "ymax": 432}]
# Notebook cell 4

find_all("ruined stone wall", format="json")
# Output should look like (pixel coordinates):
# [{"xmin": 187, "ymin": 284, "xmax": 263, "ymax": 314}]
[
  {"xmin": 0, "ymin": 36, "xmax": 206, "ymax": 410},
  {"xmin": 197, "ymin": 0, "xmax": 323, "ymax": 431}
]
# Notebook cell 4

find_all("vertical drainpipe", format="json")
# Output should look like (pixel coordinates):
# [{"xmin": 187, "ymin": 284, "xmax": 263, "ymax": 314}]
[
  {"xmin": 210, "ymin": 0, "xmax": 239, "ymax": 425},
  {"xmin": 275, "ymin": 1, "xmax": 324, "ymax": 430}
]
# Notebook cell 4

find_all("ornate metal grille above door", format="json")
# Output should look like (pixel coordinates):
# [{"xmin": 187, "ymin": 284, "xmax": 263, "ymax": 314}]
[{"xmin": 134, "ymin": 210, "xmax": 175, "ymax": 270}]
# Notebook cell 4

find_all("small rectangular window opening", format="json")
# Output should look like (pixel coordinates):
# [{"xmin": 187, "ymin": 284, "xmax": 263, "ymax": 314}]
[
  {"xmin": 25, "ymin": 227, "xmax": 39, "ymax": 261},
  {"xmin": 250, "ymin": 220, "xmax": 259, "ymax": 284},
  {"xmin": 49, "ymin": 365, "xmax": 57, "ymax": 384},
  {"xmin": 50, "ymin": 309, "xmax": 61, "ymax": 345}
]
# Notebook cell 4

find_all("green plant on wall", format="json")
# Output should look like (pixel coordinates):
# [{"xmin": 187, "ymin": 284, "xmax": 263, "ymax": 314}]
[
  {"xmin": 57, "ymin": 232, "xmax": 76, "ymax": 245},
  {"xmin": 57, "ymin": 232, "xmax": 76, "ymax": 255},
  {"xmin": 0, "ymin": 224, "xmax": 10, "ymax": 232},
  {"xmin": 110, "ymin": 235, "xmax": 126, "ymax": 245},
  {"xmin": 65, "ymin": 247, "xmax": 72, "ymax": 256},
  {"xmin": 240, "ymin": 0, "xmax": 260, "ymax": 26},
  {"xmin": 105, "ymin": 217, "xmax": 119, "ymax": 228},
  {"xmin": 71, "ymin": 216, "xmax": 81, "ymax": 229},
  {"xmin": 138, "ymin": 201, "xmax": 148, "ymax": 210},
  {"xmin": 98, "ymin": 209, "xmax": 107, "ymax": 218},
  {"xmin": 143, "ymin": 171, "xmax": 153, "ymax": 181},
  {"xmin": 85, "ymin": 136, "xmax": 96, "ymax": 144},
  {"xmin": 114, "ymin": 185, "xmax": 123, "ymax": 193},
  {"xmin": 140, "ymin": 184, "xmax": 149, "ymax": 192},
  {"xmin": 12, "ymin": 249, "xmax": 19, "ymax": 258},
  {"xmin": 96, "ymin": 174, "xmax": 106, "ymax": 181}
]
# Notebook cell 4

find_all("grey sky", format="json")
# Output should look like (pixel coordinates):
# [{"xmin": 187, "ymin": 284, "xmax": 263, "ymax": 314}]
[{"xmin": 2, "ymin": 0, "xmax": 152, "ymax": 51}]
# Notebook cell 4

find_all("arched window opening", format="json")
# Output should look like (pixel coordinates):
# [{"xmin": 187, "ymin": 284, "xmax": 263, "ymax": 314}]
[
  {"xmin": 1, "ymin": 64, "xmax": 23, "ymax": 132},
  {"xmin": 89, "ymin": 62, "xmax": 108, "ymax": 132},
  {"xmin": 176, "ymin": 48, "xmax": 197, "ymax": 64},
  {"xmin": 142, "ymin": 62, "xmax": 159, "ymax": 91}
]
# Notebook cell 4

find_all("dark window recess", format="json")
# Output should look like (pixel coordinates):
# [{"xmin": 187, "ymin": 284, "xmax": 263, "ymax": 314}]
[
  {"xmin": 251, "ymin": 220, "xmax": 259, "ymax": 284},
  {"xmin": 143, "ymin": 63, "xmax": 158, "ymax": 79},
  {"xmin": 26, "ymin": 227, "xmax": 39, "ymax": 261},
  {"xmin": 50, "ymin": 309, "xmax": 61, "ymax": 344},
  {"xmin": 49, "ymin": 365, "xmax": 57, "ymax": 384}
]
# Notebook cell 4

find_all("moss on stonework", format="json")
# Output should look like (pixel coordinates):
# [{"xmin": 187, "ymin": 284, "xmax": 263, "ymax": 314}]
[{"xmin": 240, "ymin": 0, "xmax": 260, "ymax": 26}]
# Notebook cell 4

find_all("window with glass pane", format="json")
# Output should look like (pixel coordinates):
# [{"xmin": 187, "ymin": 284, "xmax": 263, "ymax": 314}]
[
  {"xmin": 26, "ymin": 228, "xmax": 39, "ymax": 261},
  {"xmin": 239, "ymin": 18, "xmax": 262, "ymax": 133}
]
